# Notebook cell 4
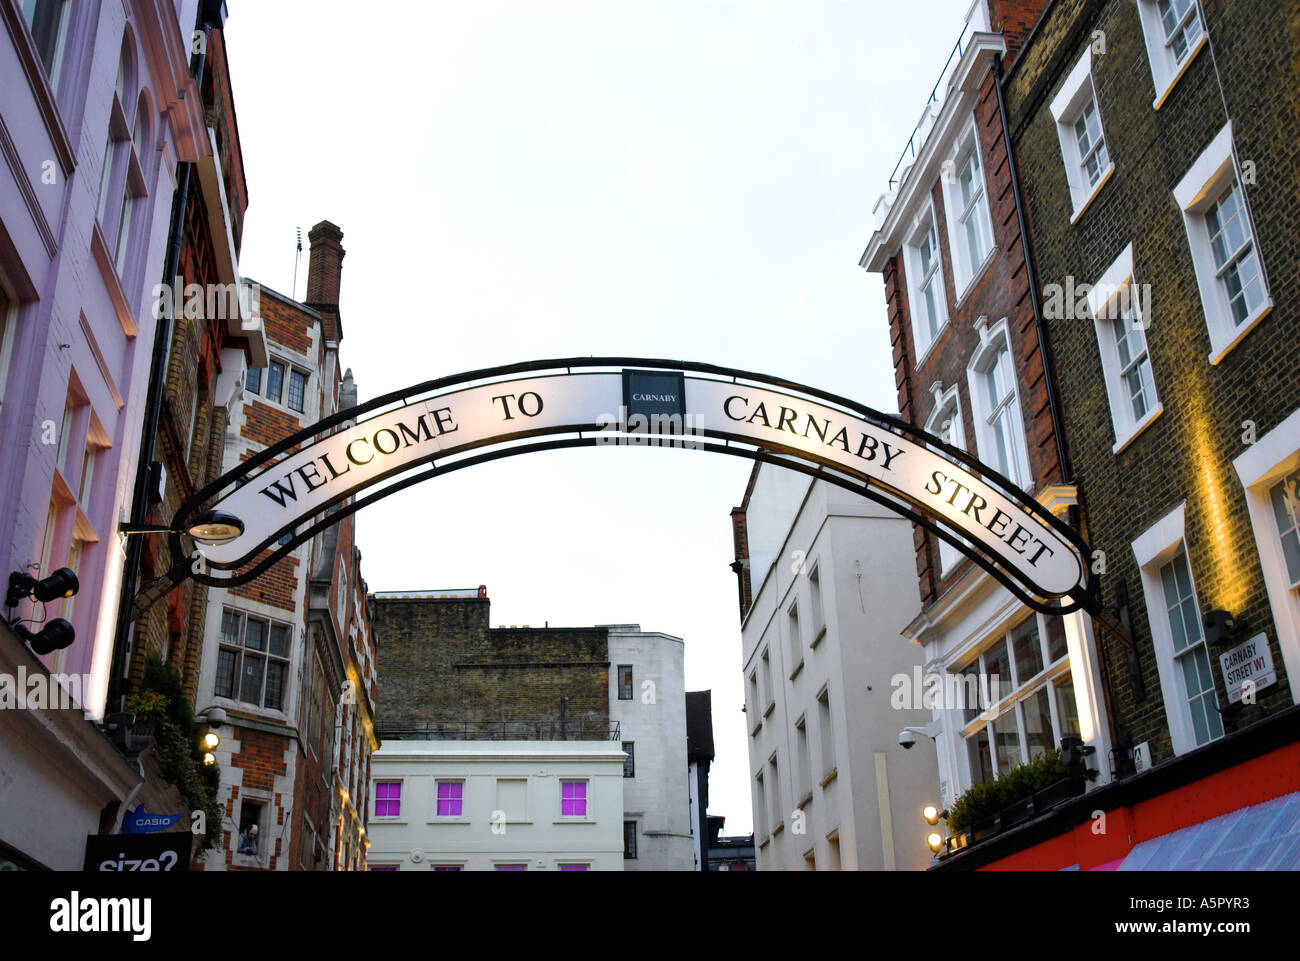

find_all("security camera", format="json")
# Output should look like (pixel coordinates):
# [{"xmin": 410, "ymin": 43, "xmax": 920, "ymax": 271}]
[
  {"xmin": 899, "ymin": 729, "xmax": 917, "ymax": 749},
  {"xmin": 196, "ymin": 706, "xmax": 227, "ymax": 728},
  {"xmin": 899, "ymin": 720, "xmax": 942, "ymax": 749}
]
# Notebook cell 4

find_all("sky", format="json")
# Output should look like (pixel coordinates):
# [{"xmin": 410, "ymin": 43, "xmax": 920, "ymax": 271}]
[{"xmin": 224, "ymin": 0, "xmax": 972, "ymax": 837}]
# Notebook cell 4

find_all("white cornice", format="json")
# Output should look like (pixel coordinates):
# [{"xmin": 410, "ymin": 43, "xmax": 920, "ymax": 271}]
[{"xmin": 860, "ymin": 33, "xmax": 1006, "ymax": 274}]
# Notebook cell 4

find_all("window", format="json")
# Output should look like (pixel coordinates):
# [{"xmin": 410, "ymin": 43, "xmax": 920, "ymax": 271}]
[
  {"xmin": 95, "ymin": 38, "xmax": 149, "ymax": 277},
  {"xmin": 558, "ymin": 863, "xmax": 589, "ymax": 871},
  {"xmin": 958, "ymin": 610, "xmax": 1076, "ymax": 787},
  {"xmin": 432, "ymin": 865, "xmax": 463, "ymax": 872},
  {"xmin": 903, "ymin": 202, "xmax": 949, "ymax": 360},
  {"xmin": 245, "ymin": 365, "xmax": 262, "ymax": 395},
  {"xmin": 754, "ymin": 773, "xmax": 766, "ymax": 838},
  {"xmin": 623, "ymin": 821, "xmax": 638, "ymax": 859},
  {"xmin": 1232, "ymin": 412, "xmax": 1300, "ymax": 700},
  {"xmin": 374, "ymin": 781, "xmax": 401, "ymax": 818},
  {"xmin": 1160, "ymin": 550, "xmax": 1223, "ymax": 747},
  {"xmin": 617, "ymin": 664, "xmax": 633, "ymax": 700},
  {"xmin": 747, "ymin": 670, "xmax": 760, "ymax": 731},
  {"xmin": 786, "ymin": 602, "xmax": 802, "ymax": 675},
  {"xmin": 560, "ymin": 780, "xmax": 587, "ymax": 817},
  {"xmin": 496, "ymin": 778, "xmax": 526, "ymax": 820},
  {"xmin": 369, "ymin": 865, "xmax": 398, "ymax": 872},
  {"xmin": 942, "ymin": 119, "xmax": 995, "ymax": 296},
  {"xmin": 1133, "ymin": 504, "xmax": 1226, "ymax": 754},
  {"xmin": 760, "ymin": 648, "xmax": 773, "ymax": 711},
  {"xmin": 215, "ymin": 609, "xmax": 291, "ymax": 710},
  {"xmin": 795, "ymin": 716, "xmax": 811, "ymax": 802},
  {"xmin": 236, "ymin": 801, "xmax": 263, "ymax": 858},
  {"xmin": 925, "ymin": 383, "xmax": 970, "ymax": 574},
  {"xmin": 0, "ymin": 285, "xmax": 17, "ymax": 408},
  {"xmin": 21, "ymin": 1, "xmax": 70, "ymax": 87},
  {"xmin": 966, "ymin": 318, "xmax": 1032, "ymax": 490},
  {"xmin": 286, "ymin": 368, "xmax": 307, "ymax": 413},
  {"xmin": 622, "ymin": 741, "xmax": 635, "ymax": 778},
  {"xmin": 1049, "ymin": 48, "xmax": 1113, "ymax": 220},
  {"xmin": 807, "ymin": 565, "xmax": 825, "ymax": 643},
  {"xmin": 435, "ymin": 780, "xmax": 463, "ymax": 817},
  {"xmin": 817, "ymin": 687, "xmax": 835, "ymax": 780},
  {"xmin": 1087, "ymin": 244, "xmax": 1161, "ymax": 451},
  {"xmin": 494, "ymin": 863, "xmax": 527, "ymax": 871},
  {"xmin": 768, "ymin": 754, "xmax": 781, "ymax": 830},
  {"xmin": 1136, "ymin": 0, "xmax": 1206, "ymax": 108},
  {"xmin": 1173, "ymin": 124, "xmax": 1271, "ymax": 363}
]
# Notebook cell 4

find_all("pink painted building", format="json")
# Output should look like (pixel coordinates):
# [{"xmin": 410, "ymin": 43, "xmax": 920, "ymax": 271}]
[{"xmin": 0, "ymin": 0, "xmax": 263, "ymax": 870}]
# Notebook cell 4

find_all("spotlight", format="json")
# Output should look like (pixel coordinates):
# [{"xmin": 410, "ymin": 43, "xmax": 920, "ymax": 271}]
[
  {"xmin": 6, "ymin": 568, "xmax": 79, "ymax": 608},
  {"xmin": 927, "ymin": 832, "xmax": 944, "ymax": 854},
  {"xmin": 922, "ymin": 804, "xmax": 940, "ymax": 825},
  {"xmin": 203, "ymin": 731, "xmax": 220, "ymax": 750},
  {"xmin": 185, "ymin": 510, "xmax": 245, "ymax": 545},
  {"xmin": 203, "ymin": 752, "xmax": 216, "ymax": 766},
  {"xmin": 14, "ymin": 618, "xmax": 76, "ymax": 655}
]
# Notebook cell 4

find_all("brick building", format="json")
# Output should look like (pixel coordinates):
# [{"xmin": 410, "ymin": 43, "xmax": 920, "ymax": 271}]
[
  {"xmin": 194, "ymin": 222, "xmax": 379, "ymax": 870},
  {"xmin": 946, "ymin": 0, "xmax": 1300, "ymax": 870},
  {"xmin": 859, "ymin": 0, "xmax": 1115, "ymax": 836},
  {"xmin": 370, "ymin": 590, "xmax": 696, "ymax": 869}
]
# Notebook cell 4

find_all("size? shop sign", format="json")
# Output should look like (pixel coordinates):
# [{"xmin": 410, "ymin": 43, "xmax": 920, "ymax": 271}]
[
  {"xmin": 1218, "ymin": 633, "xmax": 1276, "ymax": 704},
  {"xmin": 185, "ymin": 364, "xmax": 1089, "ymax": 605}
]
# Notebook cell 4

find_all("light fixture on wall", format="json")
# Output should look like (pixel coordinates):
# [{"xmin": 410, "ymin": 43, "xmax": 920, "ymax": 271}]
[
  {"xmin": 926, "ymin": 832, "xmax": 944, "ymax": 854},
  {"xmin": 118, "ymin": 509, "xmax": 246, "ymax": 545},
  {"xmin": 5, "ymin": 568, "xmax": 79, "ymax": 655}
]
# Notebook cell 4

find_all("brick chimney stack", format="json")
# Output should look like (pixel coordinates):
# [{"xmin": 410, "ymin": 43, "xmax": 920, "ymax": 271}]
[
  {"xmin": 305, "ymin": 220, "xmax": 344, "ymax": 343},
  {"xmin": 984, "ymin": 0, "xmax": 1052, "ymax": 68}
]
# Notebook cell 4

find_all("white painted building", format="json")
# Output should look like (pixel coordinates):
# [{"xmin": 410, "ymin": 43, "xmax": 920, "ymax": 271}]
[
  {"xmin": 366, "ymin": 741, "xmax": 626, "ymax": 871},
  {"xmin": 606, "ymin": 627, "xmax": 694, "ymax": 870},
  {"xmin": 734, "ymin": 462, "xmax": 938, "ymax": 870}
]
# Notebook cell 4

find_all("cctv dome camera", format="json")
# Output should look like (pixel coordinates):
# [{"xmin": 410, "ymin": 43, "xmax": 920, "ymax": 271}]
[{"xmin": 899, "ymin": 729, "xmax": 917, "ymax": 749}]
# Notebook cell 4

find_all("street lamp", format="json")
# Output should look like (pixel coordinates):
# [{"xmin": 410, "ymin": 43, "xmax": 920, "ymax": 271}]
[{"xmin": 118, "ymin": 509, "xmax": 245, "ymax": 545}]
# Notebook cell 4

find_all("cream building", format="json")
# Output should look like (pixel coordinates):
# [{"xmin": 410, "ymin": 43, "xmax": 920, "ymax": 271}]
[{"xmin": 366, "ymin": 740, "xmax": 626, "ymax": 871}]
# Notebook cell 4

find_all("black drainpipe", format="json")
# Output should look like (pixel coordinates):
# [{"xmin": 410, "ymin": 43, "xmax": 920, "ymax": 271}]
[
  {"xmin": 993, "ymin": 54, "xmax": 1073, "ymax": 485},
  {"xmin": 107, "ymin": 4, "xmax": 222, "ymax": 710}
]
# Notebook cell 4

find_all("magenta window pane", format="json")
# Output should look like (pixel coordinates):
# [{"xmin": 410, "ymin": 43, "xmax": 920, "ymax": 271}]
[
  {"xmin": 495, "ymin": 864, "xmax": 526, "ymax": 871},
  {"xmin": 433, "ymin": 865, "xmax": 462, "ymax": 871},
  {"xmin": 436, "ymin": 781, "xmax": 463, "ymax": 816},
  {"xmin": 370, "ymin": 865, "xmax": 398, "ymax": 871},
  {"xmin": 559, "ymin": 864, "xmax": 589, "ymax": 871}
]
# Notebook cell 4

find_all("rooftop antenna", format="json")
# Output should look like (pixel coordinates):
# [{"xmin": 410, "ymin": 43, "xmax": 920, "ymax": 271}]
[{"xmin": 291, "ymin": 227, "xmax": 303, "ymax": 300}]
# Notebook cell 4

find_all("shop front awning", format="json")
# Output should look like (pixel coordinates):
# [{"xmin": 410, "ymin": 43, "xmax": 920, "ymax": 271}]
[{"xmin": 1116, "ymin": 790, "xmax": 1299, "ymax": 870}]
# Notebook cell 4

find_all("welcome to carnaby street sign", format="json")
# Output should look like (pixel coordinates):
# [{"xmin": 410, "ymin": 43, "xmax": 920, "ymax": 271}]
[{"xmin": 170, "ymin": 358, "xmax": 1093, "ymax": 614}]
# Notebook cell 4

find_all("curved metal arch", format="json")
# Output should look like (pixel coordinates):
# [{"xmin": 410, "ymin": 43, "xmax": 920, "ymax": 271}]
[{"xmin": 166, "ymin": 357, "xmax": 1094, "ymax": 615}]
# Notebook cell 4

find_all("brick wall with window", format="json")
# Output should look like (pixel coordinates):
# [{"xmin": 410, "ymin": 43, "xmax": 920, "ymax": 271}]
[{"xmin": 1004, "ymin": 0, "xmax": 1300, "ymax": 764}]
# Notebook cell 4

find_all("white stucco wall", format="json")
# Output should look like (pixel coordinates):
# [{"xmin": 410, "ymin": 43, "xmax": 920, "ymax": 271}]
[
  {"xmin": 607, "ymin": 630, "xmax": 694, "ymax": 871},
  {"xmin": 740, "ymin": 469, "xmax": 938, "ymax": 870},
  {"xmin": 367, "ymin": 741, "xmax": 626, "ymax": 871}
]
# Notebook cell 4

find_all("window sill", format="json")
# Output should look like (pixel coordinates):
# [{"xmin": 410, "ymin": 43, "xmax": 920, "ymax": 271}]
[
  {"xmin": 1069, "ymin": 164, "xmax": 1115, "ymax": 225},
  {"xmin": 1112, "ymin": 402, "xmax": 1165, "ymax": 455},
  {"xmin": 763, "ymin": 701, "xmax": 776, "ymax": 719},
  {"xmin": 1152, "ymin": 35, "xmax": 1208, "ymax": 111},
  {"xmin": 810, "ymin": 625, "xmax": 827, "ymax": 650},
  {"xmin": 820, "ymin": 768, "xmax": 838, "ymax": 789},
  {"xmin": 1207, "ymin": 300, "xmax": 1274, "ymax": 366},
  {"xmin": 771, "ymin": 821, "xmax": 785, "ymax": 837},
  {"xmin": 952, "ymin": 246, "xmax": 999, "ymax": 311},
  {"xmin": 750, "ymin": 717, "xmax": 763, "ymax": 737},
  {"xmin": 788, "ymin": 658, "xmax": 805, "ymax": 681},
  {"xmin": 758, "ymin": 834, "xmax": 771, "ymax": 850},
  {"xmin": 425, "ymin": 818, "xmax": 471, "ymax": 825},
  {"xmin": 798, "ymin": 792, "xmax": 814, "ymax": 810},
  {"xmin": 553, "ymin": 818, "xmax": 596, "ymax": 825},
  {"xmin": 372, "ymin": 819, "xmax": 406, "ymax": 825}
]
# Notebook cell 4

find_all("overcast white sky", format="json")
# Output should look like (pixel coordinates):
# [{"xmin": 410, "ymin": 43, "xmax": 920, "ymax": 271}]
[{"xmin": 225, "ymin": 0, "xmax": 971, "ymax": 837}]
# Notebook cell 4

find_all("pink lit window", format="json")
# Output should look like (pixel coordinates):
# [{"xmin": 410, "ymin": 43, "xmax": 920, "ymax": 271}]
[
  {"xmin": 433, "ymin": 865, "xmax": 462, "ymax": 872},
  {"xmin": 436, "ymin": 780, "xmax": 463, "ymax": 817},
  {"xmin": 374, "ymin": 781, "xmax": 401, "ymax": 817},
  {"xmin": 369, "ymin": 865, "xmax": 398, "ymax": 871},
  {"xmin": 559, "ymin": 864, "xmax": 589, "ymax": 871},
  {"xmin": 495, "ymin": 864, "xmax": 526, "ymax": 871},
  {"xmin": 560, "ymin": 780, "xmax": 587, "ymax": 817}
]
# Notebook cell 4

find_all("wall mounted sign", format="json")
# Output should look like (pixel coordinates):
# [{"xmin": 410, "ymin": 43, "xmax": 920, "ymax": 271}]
[
  {"xmin": 1218, "ymin": 632, "xmax": 1276, "ymax": 704},
  {"xmin": 171, "ymin": 358, "xmax": 1092, "ymax": 613},
  {"xmin": 83, "ymin": 832, "xmax": 191, "ymax": 871},
  {"xmin": 122, "ymin": 807, "xmax": 186, "ymax": 834}
]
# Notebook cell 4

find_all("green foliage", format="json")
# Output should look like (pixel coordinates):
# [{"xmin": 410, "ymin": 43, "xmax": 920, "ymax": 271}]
[
  {"xmin": 124, "ymin": 690, "xmax": 168, "ymax": 721},
  {"xmin": 137, "ymin": 655, "xmax": 222, "ymax": 853},
  {"xmin": 946, "ymin": 749, "xmax": 1076, "ymax": 835}
]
